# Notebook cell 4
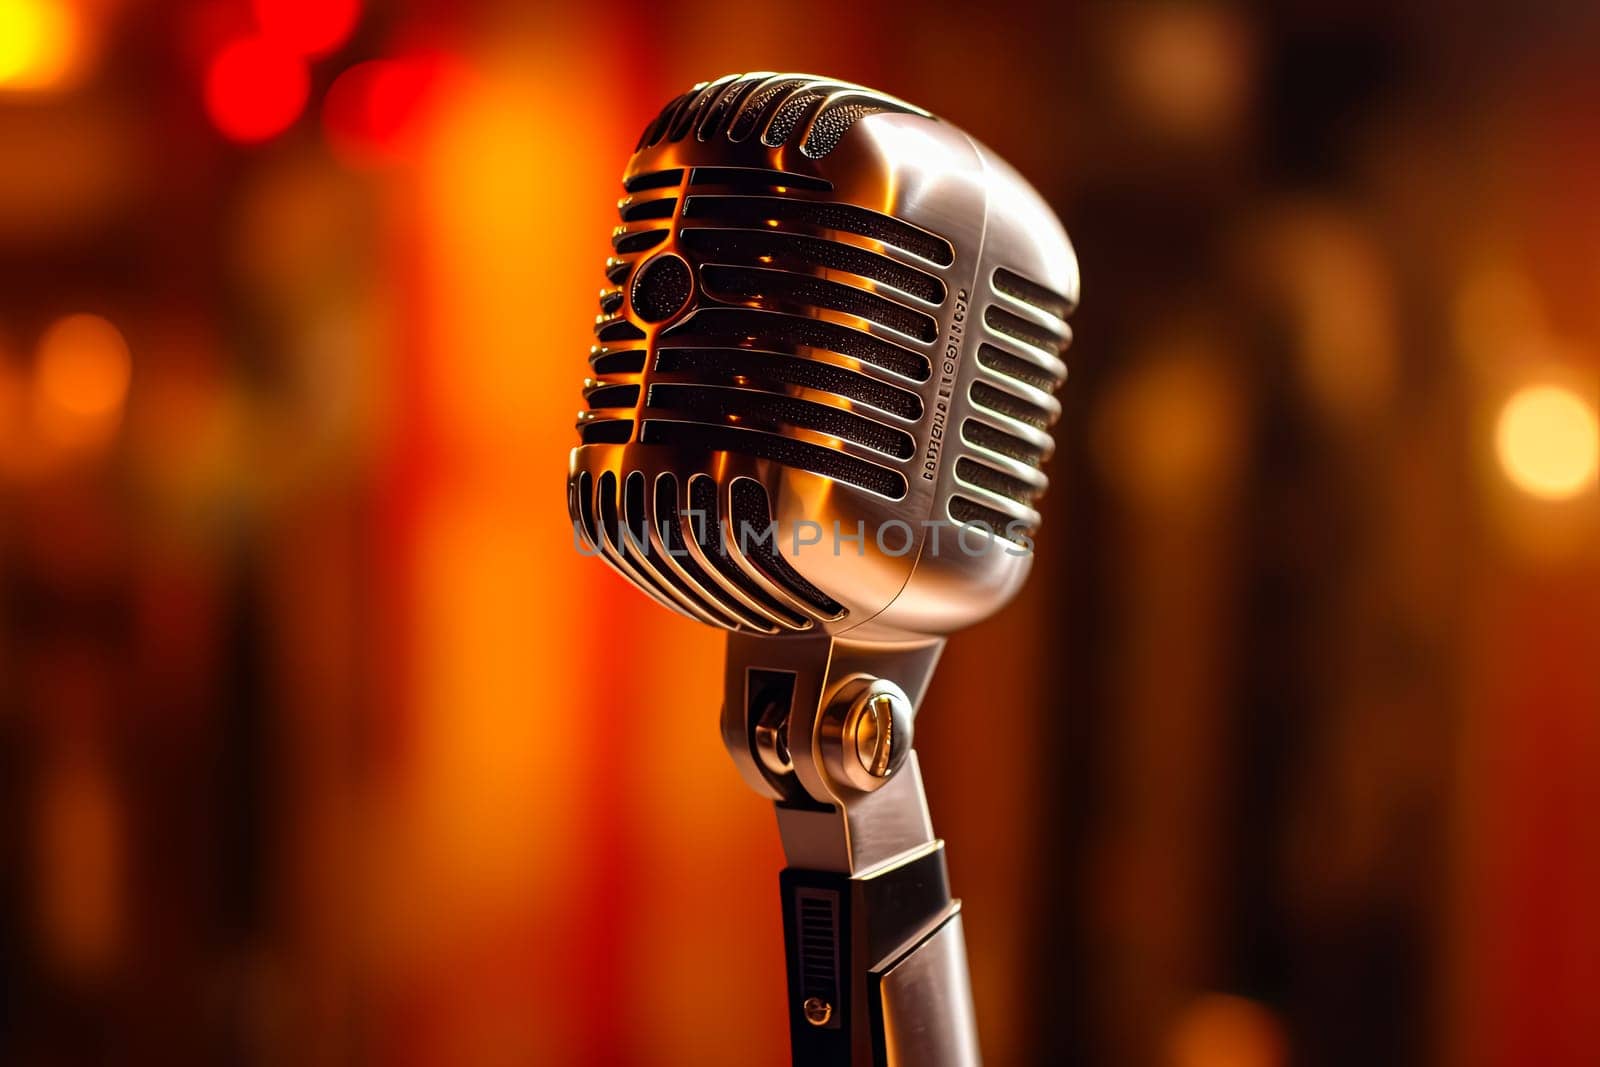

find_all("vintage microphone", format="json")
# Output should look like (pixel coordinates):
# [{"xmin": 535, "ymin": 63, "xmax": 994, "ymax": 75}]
[{"xmin": 567, "ymin": 72, "xmax": 1078, "ymax": 1066}]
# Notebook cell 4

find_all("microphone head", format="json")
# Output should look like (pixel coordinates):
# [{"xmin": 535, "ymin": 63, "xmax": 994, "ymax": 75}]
[{"xmin": 568, "ymin": 72, "xmax": 1078, "ymax": 640}]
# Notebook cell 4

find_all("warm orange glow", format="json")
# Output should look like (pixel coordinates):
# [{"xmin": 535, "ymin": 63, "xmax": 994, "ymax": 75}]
[
  {"xmin": 1092, "ymin": 350, "xmax": 1245, "ymax": 514},
  {"xmin": 1168, "ymin": 994, "xmax": 1288, "ymax": 1067},
  {"xmin": 0, "ymin": 341, "xmax": 29, "ymax": 477},
  {"xmin": 1112, "ymin": 5, "xmax": 1253, "ymax": 140},
  {"xmin": 35, "ymin": 312, "xmax": 131, "ymax": 448},
  {"xmin": 0, "ymin": 0, "xmax": 79, "ymax": 91},
  {"xmin": 35, "ymin": 754, "xmax": 124, "ymax": 978},
  {"xmin": 204, "ymin": 37, "xmax": 310, "ymax": 143},
  {"xmin": 1496, "ymin": 384, "xmax": 1599, "ymax": 500}
]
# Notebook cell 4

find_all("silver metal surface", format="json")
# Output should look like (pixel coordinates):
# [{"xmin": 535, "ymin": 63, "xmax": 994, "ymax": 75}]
[
  {"xmin": 877, "ymin": 912, "xmax": 983, "ymax": 1067},
  {"xmin": 569, "ymin": 72, "xmax": 1078, "ymax": 642},
  {"xmin": 565, "ymin": 73, "xmax": 1079, "ymax": 1067},
  {"xmin": 724, "ymin": 632, "xmax": 945, "ymax": 873}
]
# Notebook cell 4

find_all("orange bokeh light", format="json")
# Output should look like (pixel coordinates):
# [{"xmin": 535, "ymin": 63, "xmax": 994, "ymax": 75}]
[
  {"xmin": 252, "ymin": 0, "xmax": 361, "ymax": 58},
  {"xmin": 204, "ymin": 37, "xmax": 309, "ymax": 144},
  {"xmin": 34, "ymin": 312, "xmax": 131, "ymax": 449},
  {"xmin": 1168, "ymin": 994, "xmax": 1289, "ymax": 1067}
]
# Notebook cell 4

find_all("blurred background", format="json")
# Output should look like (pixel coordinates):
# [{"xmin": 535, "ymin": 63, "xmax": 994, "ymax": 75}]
[{"xmin": 2, "ymin": 1, "xmax": 1597, "ymax": 1064}]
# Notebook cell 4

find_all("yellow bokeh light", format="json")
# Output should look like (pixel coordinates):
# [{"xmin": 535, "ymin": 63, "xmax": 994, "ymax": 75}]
[
  {"xmin": 0, "ymin": 0, "xmax": 80, "ymax": 91},
  {"xmin": 1495, "ymin": 383, "xmax": 1599, "ymax": 500},
  {"xmin": 35, "ymin": 312, "xmax": 131, "ymax": 448}
]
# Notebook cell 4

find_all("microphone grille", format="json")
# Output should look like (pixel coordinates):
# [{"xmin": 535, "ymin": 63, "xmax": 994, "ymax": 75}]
[
  {"xmin": 583, "ymin": 141, "xmax": 958, "ymax": 507},
  {"xmin": 944, "ymin": 267, "xmax": 1074, "ymax": 538},
  {"xmin": 572, "ymin": 72, "xmax": 1078, "ymax": 636},
  {"xmin": 635, "ymin": 73, "xmax": 926, "ymax": 157}
]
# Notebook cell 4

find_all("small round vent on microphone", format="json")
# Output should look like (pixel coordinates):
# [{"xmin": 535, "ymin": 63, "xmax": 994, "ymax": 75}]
[{"xmin": 631, "ymin": 254, "xmax": 694, "ymax": 323}]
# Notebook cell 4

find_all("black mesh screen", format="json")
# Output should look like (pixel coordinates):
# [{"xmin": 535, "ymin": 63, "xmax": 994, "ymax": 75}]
[
  {"xmin": 623, "ymin": 169, "xmax": 683, "ymax": 193},
  {"xmin": 984, "ymin": 304, "xmax": 1067, "ymax": 355},
  {"xmin": 971, "ymin": 380, "xmax": 1053, "ymax": 428},
  {"xmin": 589, "ymin": 350, "xmax": 646, "ymax": 375},
  {"xmin": 948, "ymin": 495, "xmax": 1028, "ymax": 543},
  {"xmin": 728, "ymin": 77, "xmax": 808, "ymax": 141},
  {"xmin": 976, "ymin": 342, "xmax": 1063, "ymax": 391},
  {"xmin": 992, "ymin": 266, "xmax": 1075, "ymax": 319},
  {"xmin": 585, "ymin": 384, "xmax": 639, "ymax": 410},
  {"xmin": 687, "ymin": 475, "xmax": 808, "ymax": 629},
  {"xmin": 630, "ymin": 254, "xmax": 693, "ymax": 323},
  {"xmin": 730, "ymin": 478, "xmax": 846, "ymax": 617},
  {"xmin": 687, "ymin": 167, "xmax": 834, "ymax": 193},
  {"xmin": 619, "ymin": 197, "xmax": 677, "ymax": 222},
  {"xmin": 803, "ymin": 102, "xmax": 888, "ymax": 157},
  {"xmin": 647, "ymin": 383, "xmax": 914, "ymax": 458},
  {"xmin": 662, "ymin": 307, "xmax": 930, "ymax": 382},
  {"xmin": 962, "ymin": 418, "xmax": 1043, "ymax": 466},
  {"xmin": 578, "ymin": 420, "xmax": 632, "ymax": 445},
  {"xmin": 763, "ymin": 90, "xmax": 826, "ymax": 147},
  {"xmin": 595, "ymin": 318, "xmax": 645, "ymax": 343},
  {"xmin": 653, "ymin": 347, "xmax": 921, "ymax": 419},
  {"xmin": 612, "ymin": 229, "xmax": 667, "ymax": 255},
  {"xmin": 641, "ymin": 421, "xmax": 906, "ymax": 500},
  {"xmin": 699, "ymin": 265, "xmax": 937, "ymax": 341},
  {"xmin": 682, "ymin": 195, "xmax": 954, "ymax": 266},
  {"xmin": 956, "ymin": 457, "xmax": 1038, "ymax": 505},
  {"xmin": 681, "ymin": 228, "xmax": 943, "ymax": 303}
]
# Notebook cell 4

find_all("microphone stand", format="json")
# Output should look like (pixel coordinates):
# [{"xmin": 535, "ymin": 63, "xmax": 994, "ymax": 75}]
[{"xmin": 722, "ymin": 632, "xmax": 982, "ymax": 1066}]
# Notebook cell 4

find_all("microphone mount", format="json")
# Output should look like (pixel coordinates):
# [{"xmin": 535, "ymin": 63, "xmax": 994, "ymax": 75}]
[{"xmin": 722, "ymin": 633, "xmax": 981, "ymax": 1066}]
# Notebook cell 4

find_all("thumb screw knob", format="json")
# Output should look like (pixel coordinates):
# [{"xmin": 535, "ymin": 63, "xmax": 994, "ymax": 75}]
[{"xmin": 825, "ymin": 679, "xmax": 914, "ymax": 792}]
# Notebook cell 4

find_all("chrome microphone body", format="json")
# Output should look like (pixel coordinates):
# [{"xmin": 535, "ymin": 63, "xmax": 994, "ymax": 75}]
[{"xmin": 567, "ymin": 73, "xmax": 1077, "ymax": 1066}]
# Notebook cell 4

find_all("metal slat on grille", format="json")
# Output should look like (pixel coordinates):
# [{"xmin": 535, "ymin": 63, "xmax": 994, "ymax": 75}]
[
  {"xmin": 683, "ymin": 194, "xmax": 954, "ymax": 265},
  {"xmin": 970, "ymin": 380, "xmax": 1054, "ymax": 429},
  {"xmin": 681, "ymin": 228, "xmax": 943, "ymax": 303},
  {"xmin": 582, "ymin": 107, "xmax": 968, "ymax": 600},
  {"xmin": 641, "ymin": 421, "xmax": 905, "ymax": 501},
  {"xmin": 662, "ymin": 307, "xmax": 930, "ymax": 383},
  {"xmin": 961, "ymin": 418, "xmax": 1043, "ymax": 467},
  {"xmin": 647, "ymin": 473, "xmax": 779, "ymax": 634},
  {"xmin": 577, "ymin": 418, "xmax": 631, "ymax": 444},
  {"xmin": 589, "ymin": 349, "xmax": 645, "ymax": 375},
  {"xmin": 653, "ymin": 348, "xmax": 922, "ymax": 420},
  {"xmin": 687, "ymin": 166, "xmax": 833, "ymax": 193},
  {"xmin": 688, "ymin": 475, "xmax": 810, "ymax": 630},
  {"xmin": 955, "ymin": 456, "xmax": 1041, "ymax": 506},
  {"xmin": 620, "ymin": 471, "xmax": 744, "ymax": 630},
  {"xmin": 945, "ymin": 266, "xmax": 1076, "ymax": 545},
  {"xmin": 729, "ymin": 478, "xmax": 846, "ymax": 618},
  {"xmin": 646, "ymin": 383, "xmax": 915, "ymax": 459},
  {"xmin": 992, "ymin": 265, "xmax": 1076, "ymax": 319},
  {"xmin": 699, "ymin": 264, "xmax": 937, "ymax": 341},
  {"xmin": 975, "ymin": 342, "xmax": 1062, "ymax": 392},
  {"xmin": 984, "ymin": 304, "xmax": 1067, "ymax": 356}
]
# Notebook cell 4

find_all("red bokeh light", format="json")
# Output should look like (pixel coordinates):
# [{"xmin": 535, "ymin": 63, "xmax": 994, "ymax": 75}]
[
  {"xmin": 203, "ymin": 38, "xmax": 309, "ymax": 144},
  {"xmin": 322, "ymin": 56, "xmax": 444, "ymax": 166},
  {"xmin": 252, "ymin": 0, "xmax": 361, "ymax": 58}
]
